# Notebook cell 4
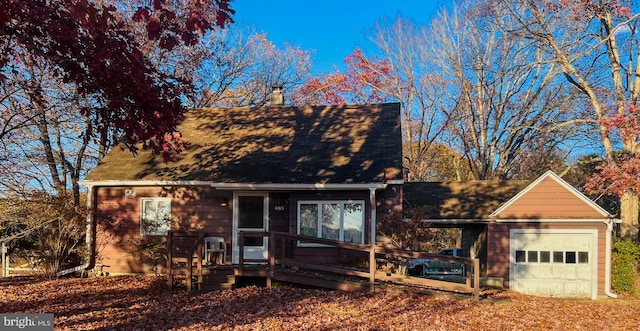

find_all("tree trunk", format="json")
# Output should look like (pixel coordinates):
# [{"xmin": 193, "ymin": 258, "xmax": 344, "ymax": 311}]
[{"xmin": 620, "ymin": 189, "xmax": 639, "ymax": 240}]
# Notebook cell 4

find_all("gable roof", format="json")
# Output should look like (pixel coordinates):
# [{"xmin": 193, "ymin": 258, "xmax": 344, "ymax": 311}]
[
  {"xmin": 403, "ymin": 180, "xmax": 530, "ymax": 220},
  {"xmin": 85, "ymin": 103, "xmax": 402, "ymax": 184},
  {"xmin": 490, "ymin": 170, "xmax": 613, "ymax": 219}
]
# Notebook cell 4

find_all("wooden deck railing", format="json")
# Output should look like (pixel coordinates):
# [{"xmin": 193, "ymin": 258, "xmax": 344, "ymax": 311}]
[
  {"xmin": 167, "ymin": 231, "xmax": 206, "ymax": 292},
  {"xmin": 238, "ymin": 231, "xmax": 480, "ymax": 300},
  {"xmin": 168, "ymin": 230, "xmax": 479, "ymax": 298}
]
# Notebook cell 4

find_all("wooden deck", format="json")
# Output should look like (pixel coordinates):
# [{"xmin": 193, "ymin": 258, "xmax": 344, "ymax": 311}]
[{"xmin": 167, "ymin": 231, "xmax": 481, "ymax": 299}]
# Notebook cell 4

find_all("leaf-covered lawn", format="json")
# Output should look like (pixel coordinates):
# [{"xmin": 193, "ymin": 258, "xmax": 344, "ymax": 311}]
[{"xmin": 1, "ymin": 275, "xmax": 639, "ymax": 330}]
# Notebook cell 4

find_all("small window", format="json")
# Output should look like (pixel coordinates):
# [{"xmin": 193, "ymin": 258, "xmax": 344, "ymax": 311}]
[
  {"xmin": 553, "ymin": 251, "xmax": 564, "ymax": 263},
  {"xmin": 515, "ymin": 250, "xmax": 525, "ymax": 263},
  {"xmin": 527, "ymin": 251, "xmax": 538, "ymax": 263},
  {"xmin": 578, "ymin": 251, "xmax": 589, "ymax": 264},
  {"xmin": 540, "ymin": 251, "xmax": 551, "ymax": 263},
  {"xmin": 141, "ymin": 198, "xmax": 171, "ymax": 235},
  {"xmin": 566, "ymin": 251, "xmax": 577, "ymax": 264}
]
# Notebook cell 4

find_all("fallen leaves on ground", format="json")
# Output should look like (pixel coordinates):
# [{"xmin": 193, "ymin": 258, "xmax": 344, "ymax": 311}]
[{"xmin": 1, "ymin": 275, "xmax": 639, "ymax": 330}]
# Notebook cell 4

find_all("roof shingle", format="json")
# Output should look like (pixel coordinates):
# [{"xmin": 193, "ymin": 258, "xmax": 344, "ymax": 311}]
[
  {"xmin": 403, "ymin": 181, "xmax": 530, "ymax": 219},
  {"xmin": 86, "ymin": 103, "xmax": 402, "ymax": 184}
]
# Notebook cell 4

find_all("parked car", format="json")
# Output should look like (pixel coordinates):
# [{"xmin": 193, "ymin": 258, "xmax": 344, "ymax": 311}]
[{"xmin": 406, "ymin": 248, "xmax": 465, "ymax": 277}]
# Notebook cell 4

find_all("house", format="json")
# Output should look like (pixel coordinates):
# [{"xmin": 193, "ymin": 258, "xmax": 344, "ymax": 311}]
[
  {"xmin": 74, "ymin": 97, "xmax": 617, "ymax": 299},
  {"xmin": 403, "ymin": 171, "xmax": 619, "ymax": 299},
  {"xmin": 78, "ymin": 102, "xmax": 403, "ymax": 275}
]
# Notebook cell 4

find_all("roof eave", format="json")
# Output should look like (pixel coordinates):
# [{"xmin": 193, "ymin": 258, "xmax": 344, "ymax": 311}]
[{"xmin": 81, "ymin": 180, "xmax": 388, "ymax": 191}]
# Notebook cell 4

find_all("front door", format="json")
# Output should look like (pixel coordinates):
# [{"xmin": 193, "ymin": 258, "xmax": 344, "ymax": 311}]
[{"xmin": 232, "ymin": 192, "xmax": 269, "ymax": 263}]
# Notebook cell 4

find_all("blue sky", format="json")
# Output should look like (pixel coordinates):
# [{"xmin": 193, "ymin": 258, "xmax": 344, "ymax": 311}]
[{"xmin": 232, "ymin": 1, "xmax": 450, "ymax": 74}]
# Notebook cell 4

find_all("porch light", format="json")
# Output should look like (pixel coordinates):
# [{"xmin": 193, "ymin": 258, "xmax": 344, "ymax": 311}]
[{"xmin": 220, "ymin": 197, "xmax": 229, "ymax": 207}]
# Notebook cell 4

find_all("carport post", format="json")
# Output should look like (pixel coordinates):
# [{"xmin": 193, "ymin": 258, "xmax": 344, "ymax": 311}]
[{"xmin": 473, "ymin": 258, "xmax": 480, "ymax": 300}]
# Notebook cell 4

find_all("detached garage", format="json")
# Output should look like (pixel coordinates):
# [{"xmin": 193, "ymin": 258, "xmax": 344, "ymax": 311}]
[
  {"xmin": 487, "ymin": 171, "xmax": 617, "ymax": 299},
  {"xmin": 403, "ymin": 171, "xmax": 618, "ymax": 299}
]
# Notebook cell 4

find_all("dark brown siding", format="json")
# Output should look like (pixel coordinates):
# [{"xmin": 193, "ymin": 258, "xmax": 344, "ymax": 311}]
[
  {"xmin": 95, "ymin": 186, "xmax": 232, "ymax": 274},
  {"xmin": 269, "ymin": 192, "xmax": 291, "ymax": 233},
  {"xmin": 486, "ymin": 222, "xmax": 607, "ymax": 295},
  {"xmin": 96, "ymin": 185, "xmax": 400, "ymax": 273},
  {"xmin": 378, "ymin": 183, "xmax": 403, "ymax": 215}
]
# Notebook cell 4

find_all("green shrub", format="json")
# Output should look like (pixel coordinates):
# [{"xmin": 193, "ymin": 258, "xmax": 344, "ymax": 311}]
[{"xmin": 611, "ymin": 239, "xmax": 640, "ymax": 295}]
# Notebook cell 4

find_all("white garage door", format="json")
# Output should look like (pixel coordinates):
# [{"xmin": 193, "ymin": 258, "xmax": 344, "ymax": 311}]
[{"xmin": 509, "ymin": 229, "xmax": 597, "ymax": 299}]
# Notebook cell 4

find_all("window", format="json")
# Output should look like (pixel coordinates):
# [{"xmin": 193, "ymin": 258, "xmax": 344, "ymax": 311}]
[
  {"xmin": 540, "ymin": 251, "xmax": 550, "ymax": 263},
  {"xmin": 514, "ymin": 250, "xmax": 589, "ymax": 265},
  {"xmin": 298, "ymin": 200, "xmax": 364, "ymax": 244},
  {"xmin": 578, "ymin": 251, "xmax": 589, "ymax": 264},
  {"xmin": 553, "ymin": 251, "xmax": 564, "ymax": 263},
  {"xmin": 140, "ymin": 198, "xmax": 171, "ymax": 235}
]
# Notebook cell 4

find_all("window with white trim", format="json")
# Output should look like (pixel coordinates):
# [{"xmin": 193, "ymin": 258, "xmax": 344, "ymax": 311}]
[
  {"xmin": 298, "ymin": 200, "xmax": 365, "ymax": 244},
  {"xmin": 140, "ymin": 198, "xmax": 171, "ymax": 235}
]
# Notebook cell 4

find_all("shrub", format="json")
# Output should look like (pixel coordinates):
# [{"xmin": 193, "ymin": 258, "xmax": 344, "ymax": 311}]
[
  {"xmin": 1, "ymin": 192, "xmax": 86, "ymax": 278},
  {"xmin": 611, "ymin": 239, "xmax": 640, "ymax": 295}
]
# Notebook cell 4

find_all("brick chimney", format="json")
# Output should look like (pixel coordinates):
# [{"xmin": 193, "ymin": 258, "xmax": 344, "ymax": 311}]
[{"xmin": 271, "ymin": 85, "xmax": 284, "ymax": 105}]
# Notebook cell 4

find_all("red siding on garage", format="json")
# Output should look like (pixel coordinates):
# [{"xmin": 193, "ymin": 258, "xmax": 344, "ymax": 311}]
[
  {"xmin": 493, "ymin": 177, "xmax": 607, "ymax": 219},
  {"xmin": 486, "ymin": 222, "xmax": 608, "ymax": 294}
]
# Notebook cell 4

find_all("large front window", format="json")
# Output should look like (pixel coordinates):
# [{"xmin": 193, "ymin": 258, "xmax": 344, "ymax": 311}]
[
  {"xmin": 140, "ymin": 198, "xmax": 171, "ymax": 235},
  {"xmin": 298, "ymin": 200, "xmax": 365, "ymax": 244}
]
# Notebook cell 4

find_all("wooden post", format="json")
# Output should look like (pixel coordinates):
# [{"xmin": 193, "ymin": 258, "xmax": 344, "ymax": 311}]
[
  {"xmin": 473, "ymin": 258, "xmax": 480, "ymax": 300},
  {"xmin": 369, "ymin": 245, "xmax": 376, "ymax": 292},
  {"xmin": 238, "ymin": 231, "xmax": 244, "ymax": 276},
  {"xmin": 167, "ymin": 231, "xmax": 173, "ymax": 288},
  {"xmin": 465, "ymin": 260, "xmax": 471, "ymax": 288},
  {"xmin": 187, "ymin": 252, "xmax": 193, "ymax": 293},
  {"xmin": 196, "ymin": 239, "xmax": 203, "ymax": 287},
  {"xmin": 268, "ymin": 232, "xmax": 275, "ymax": 288}
]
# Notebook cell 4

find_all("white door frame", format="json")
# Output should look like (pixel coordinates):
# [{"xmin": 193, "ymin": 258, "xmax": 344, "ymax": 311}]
[{"xmin": 232, "ymin": 192, "xmax": 269, "ymax": 264}]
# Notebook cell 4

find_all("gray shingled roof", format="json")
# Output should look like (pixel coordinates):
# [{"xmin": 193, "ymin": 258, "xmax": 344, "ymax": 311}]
[
  {"xmin": 85, "ymin": 103, "xmax": 402, "ymax": 184},
  {"xmin": 403, "ymin": 181, "xmax": 530, "ymax": 219}
]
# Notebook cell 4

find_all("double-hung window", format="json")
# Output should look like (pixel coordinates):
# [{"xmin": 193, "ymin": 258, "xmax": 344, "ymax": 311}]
[
  {"xmin": 140, "ymin": 198, "xmax": 172, "ymax": 235},
  {"xmin": 298, "ymin": 200, "xmax": 365, "ymax": 244}
]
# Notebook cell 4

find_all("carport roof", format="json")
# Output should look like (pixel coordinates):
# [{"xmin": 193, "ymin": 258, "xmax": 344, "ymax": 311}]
[{"xmin": 403, "ymin": 180, "xmax": 530, "ymax": 221}]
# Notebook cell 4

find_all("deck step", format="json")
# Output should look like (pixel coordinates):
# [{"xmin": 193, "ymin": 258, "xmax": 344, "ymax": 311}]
[
  {"xmin": 201, "ymin": 274, "xmax": 236, "ymax": 283},
  {"xmin": 196, "ymin": 282, "xmax": 235, "ymax": 292},
  {"xmin": 190, "ymin": 268, "xmax": 237, "ymax": 293}
]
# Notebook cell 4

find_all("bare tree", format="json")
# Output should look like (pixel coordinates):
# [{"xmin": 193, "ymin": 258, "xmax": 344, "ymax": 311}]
[
  {"xmin": 187, "ymin": 28, "xmax": 313, "ymax": 108},
  {"xmin": 495, "ymin": 0, "xmax": 640, "ymax": 238},
  {"xmin": 429, "ymin": 1, "xmax": 581, "ymax": 180},
  {"xmin": 367, "ymin": 16, "xmax": 454, "ymax": 181}
]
